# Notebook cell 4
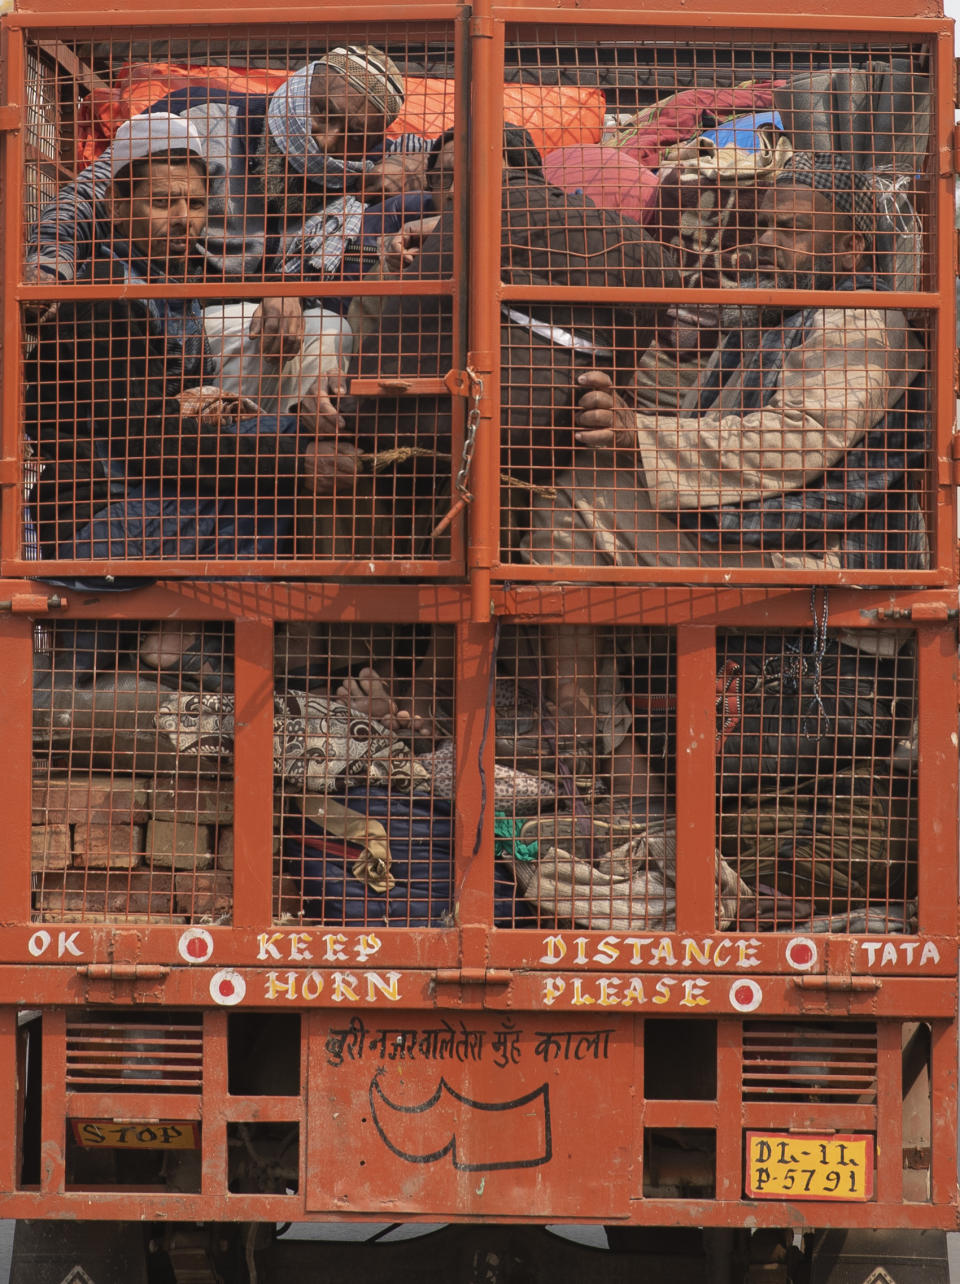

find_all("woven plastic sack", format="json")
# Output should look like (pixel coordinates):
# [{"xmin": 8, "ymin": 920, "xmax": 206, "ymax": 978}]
[{"xmin": 511, "ymin": 816, "xmax": 747, "ymax": 931}]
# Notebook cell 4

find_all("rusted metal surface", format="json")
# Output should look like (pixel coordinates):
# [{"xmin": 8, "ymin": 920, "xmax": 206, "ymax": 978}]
[{"xmin": 0, "ymin": 0, "xmax": 956, "ymax": 1235}]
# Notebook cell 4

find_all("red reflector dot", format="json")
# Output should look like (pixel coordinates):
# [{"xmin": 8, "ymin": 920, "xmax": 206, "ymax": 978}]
[
  {"xmin": 187, "ymin": 937, "xmax": 207, "ymax": 959},
  {"xmin": 733, "ymin": 985, "xmax": 754, "ymax": 1006},
  {"xmin": 791, "ymin": 943, "xmax": 813, "ymax": 965},
  {"xmin": 219, "ymin": 979, "xmax": 235, "ymax": 998}
]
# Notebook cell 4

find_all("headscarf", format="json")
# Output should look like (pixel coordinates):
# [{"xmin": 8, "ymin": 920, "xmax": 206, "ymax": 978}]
[
  {"xmin": 266, "ymin": 46, "xmax": 404, "ymax": 188},
  {"xmin": 776, "ymin": 150, "xmax": 877, "ymax": 239}
]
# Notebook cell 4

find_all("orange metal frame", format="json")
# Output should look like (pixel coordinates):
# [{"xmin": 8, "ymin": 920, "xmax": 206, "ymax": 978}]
[{"xmin": 0, "ymin": 0, "xmax": 956, "ymax": 1229}]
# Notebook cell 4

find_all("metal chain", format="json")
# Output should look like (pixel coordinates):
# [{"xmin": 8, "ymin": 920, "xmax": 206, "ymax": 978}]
[
  {"xmin": 809, "ymin": 585, "xmax": 830, "ymax": 726},
  {"xmin": 454, "ymin": 366, "xmax": 483, "ymax": 503}
]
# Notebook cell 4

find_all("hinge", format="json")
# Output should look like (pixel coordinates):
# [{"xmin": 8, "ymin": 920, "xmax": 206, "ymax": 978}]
[
  {"xmin": 76, "ymin": 964, "xmax": 170, "ymax": 980},
  {"xmin": 793, "ymin": 975, "xmax": 881, "ymax": 992},
  {"xmin": 903, "ymin": 1146, "xmax": 932, "ymax": 1170},
  {"xmin": 0, "ymin": 106, "xmax": 20, "ymax": 133},
  {"xmin": 434, "ymin": 967, "xmax": 512, "ymax": 987},
  {"xmin": 952, "ymin": 433, "xmax": 960, "ymax": 485},
  {"xmin": 0, "ymin": 592, "xmax": 67, "ymax": 614},
  {"xmin": 875, "ymin": 602, "xmax": 959, "ymax": 622},
  {"xmin": 443, "ymin": 367, "xmax": 471, "ymax": 397}
]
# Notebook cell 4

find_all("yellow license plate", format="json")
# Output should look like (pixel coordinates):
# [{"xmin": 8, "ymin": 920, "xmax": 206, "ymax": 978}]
[
  {"xmin": 745, "ymin": 1132, "xmax": 874, "ymax": 1201},
  {"xmin": 71, "ymin": 1119, "xmax": 199, "ymax": 1151}
]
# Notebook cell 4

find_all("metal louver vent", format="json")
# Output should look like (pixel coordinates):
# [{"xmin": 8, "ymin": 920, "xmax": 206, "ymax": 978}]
[
  {"xmin": 66, "ymin": 1012, "xmax": 203, "ymax": 1093},
  {"xmin": 741, "ymin": 1022, "xmax": 878, "ymax": 1104}
]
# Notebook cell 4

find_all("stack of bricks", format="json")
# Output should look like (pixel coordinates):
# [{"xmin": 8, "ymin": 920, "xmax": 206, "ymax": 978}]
[{"xmin": 32, "ymin": 773, "xmax": 237, "ymax": 924}]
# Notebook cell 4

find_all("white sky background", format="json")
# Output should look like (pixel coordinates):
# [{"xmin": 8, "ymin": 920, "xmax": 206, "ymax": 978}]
[{"xmin": 947, "ymin": 0, "xmax": 960, "ymax": 50}]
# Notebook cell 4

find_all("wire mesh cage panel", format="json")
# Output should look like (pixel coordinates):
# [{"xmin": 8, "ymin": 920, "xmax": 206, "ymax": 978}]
[
  {"xmin": 273, "ymin": 621, "xmax": 457, "ymax": 926},
  {"xmin": 502, "ymin": 303, "xmax": 933, "ymax": 576},
  {"xmin": 31, "ymin": 619, "xmax": 235, "ymax": 924},
  {"xmin": 5, "ymin": 23, "xmax": 950, "ymax": 580},
  {"xmin": 492, "ymin": 29, "xmax": 943, "ymax": 580},
  {"xmin": 715, "ymin": 627, "xmax": 918, "ymax": 934},
  {"xmin": 24, "ymin": 44, "xmax": 61, "ymax": 235},
  {"xmin": 486, "ymin": 621, "xmax": 918, "ymax": 935},
  {"xmin": 489, "ymin": 624, "xmax": 679, "ymax": 931},
  {"xmin": 21, "ymin": 611, "xmax": 925, "ymax": 935},
  {"xmin": 13, "ymin": 26, "xmax": 464, "ymax": 575}
]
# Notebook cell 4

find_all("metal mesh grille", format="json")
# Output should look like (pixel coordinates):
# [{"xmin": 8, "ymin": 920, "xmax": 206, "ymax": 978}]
[
  {"xmin": 9, "ymin": 27, "xmax": 944, "ymax": 579},
  {"xmin": 65, "ymin": 1010, "xmax": 204, "ymax": 1092},
  {"xmin": 273, "ymin": 621, "xmax": 456, "ymax": 926},
  {"xmin": 25, "ymin": 616, "xmax": 922, "ymax": 933},
  {"xmin": 717, "ymin": 627, "xmax": 918, "ymax": 933},
  {"xmin": 17, "ymin": 27, "xmax": 462, "ymax": 574},
  {"xmin": 31, "ymin": 621, "xmax": 234, "ymax": 924},
  {"xmin": 491, "ymin": 31, "xmax": 936, "ymax": 577},
  {"xmin": 490, "ymin": 624, "xmax": 677, "ymax": 930},
  {"xmin": 742, "ymin": 1020, "xmax": 879, "ymax": 1103}
]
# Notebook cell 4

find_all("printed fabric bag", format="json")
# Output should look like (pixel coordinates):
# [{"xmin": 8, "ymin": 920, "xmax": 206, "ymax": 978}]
[{"xmin": 155, "ymin": 690, "xmax": 428, "ymax": 791}]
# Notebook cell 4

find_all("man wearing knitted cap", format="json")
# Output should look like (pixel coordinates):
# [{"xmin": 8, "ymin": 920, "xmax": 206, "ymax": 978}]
[
  {"xmin": 520, "ymin": 150, "xmax": 927, "ymax": 818},
  {"xmin": 24, "ymin": 45, "xmax": 427, "ymax": 415}
]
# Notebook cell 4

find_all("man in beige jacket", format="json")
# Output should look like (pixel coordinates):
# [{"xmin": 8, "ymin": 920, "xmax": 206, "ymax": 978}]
[{"xmin": 521, "ymin": 151, "xmax": 927, "ymax": 815}]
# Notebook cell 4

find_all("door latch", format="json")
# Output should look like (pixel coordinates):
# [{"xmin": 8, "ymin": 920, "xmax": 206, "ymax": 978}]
[{"xmin": 0, "ymin": 593, "xmax": 67, "ymax": 614}]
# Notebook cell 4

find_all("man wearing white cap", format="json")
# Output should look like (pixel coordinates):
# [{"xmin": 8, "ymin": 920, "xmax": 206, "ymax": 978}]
[
  {"xmin": 25, "ymin": 46, "xmax": 428, "ymax": 414},
  {"xmin": 25, "ymin": 117, "xmax": 358, "ymax": 608}
]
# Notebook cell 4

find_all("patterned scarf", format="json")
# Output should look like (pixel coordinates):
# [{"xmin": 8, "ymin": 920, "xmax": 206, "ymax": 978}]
[
  {"xmin": 266, "ymin": 62, "xmax": 371, "ymax": 190},
  {"xmin": 777, "ymin": 151, "xmax": 877, "ymax": 238}
]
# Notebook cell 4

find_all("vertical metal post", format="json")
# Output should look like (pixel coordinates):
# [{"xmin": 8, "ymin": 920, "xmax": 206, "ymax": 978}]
[
  {"xmin": 714, "ymin": 1020, "xmax": 743, "ymax": 1201},
  {"xmin": 0, "ymin": 617, "xmax": 35, "ymax": 923},
  {"xmin": 201, "ymin": 1010, "xmax": 229, "ymax": 1198},
  {"xmin": 914, "ymin": 624, "xmax": 958, "ymax": 936},
  {"xmin": 0, "ymin": 23, "xmax": 24, "ymax": 570},
  {"xmin": 933, "ymin": 27, "xmax": 957, "ymax": 583},
  {"xmin": 232, "ymin": 619, "xmax": 275, "ymax": 927},
  {"xmin": 453, "ymin": 617, "xmax": 496, "ymax": 927},
  {"xmin": 449, "ymin": 6, "xmax": 471, "ymax": 572},
  {"xmin": 466, "ymin": 0, "xmax": 503, "ymax": 623},
  {"xmin": 929, "ymin": 1018, "xmax": 959, "ymax": 1205},
  {"xmin": 874, "ymin": 1019, "xmax": 903, "ymax": 1205},
  {"xmin": 0, "ymin": 1009, "xmax": 21, "ymax": 1196},
  {"xmin": 39, "ymin": 1008, "xmax": 66, "ymax": 1194},
  {"xmin": 674, "ymin": 625, "xmax": 717, "ymax": 934}
]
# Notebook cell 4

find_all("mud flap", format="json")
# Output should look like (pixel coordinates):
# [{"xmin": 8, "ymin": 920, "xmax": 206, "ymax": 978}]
[
  {"xmin": 10, "ymin": 1220, "xmax": 148, "ymax": 1284},
  {"xmin": 806, "ymin": 1229, "xmax": 950, "ymax": 1284}
]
